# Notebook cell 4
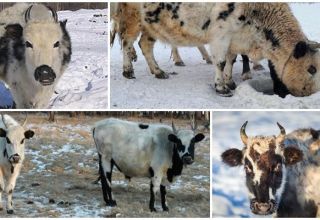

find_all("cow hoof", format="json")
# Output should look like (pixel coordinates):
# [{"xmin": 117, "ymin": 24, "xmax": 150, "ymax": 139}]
[
  {"xmin": 7, "ymin": 209, "xmax": 14, "ymax": 214},
  {"xmin": 226, "ymin": 81, "xmax": 236, "ymax": 90},
  {"xmin": 123, "ymin": 71, "xmax": 136, "ymax": 79},
  {"xmin": 241, "ymin": 72, "xmax": 252, "ymax": 81},
  {"xmin": 150, "ymin": 207, "xmax": 157, "ymax": 212},
  {"xmin": 253, "ymin": 64, "xmax": 264, "ymax": 71},
  {"xmin": 206, "ymin": 60, "xmax": 213, "ymax": 64},
  {"xmin": 155, "ymin": 72, "xmax": 169, "ymax": 79},
  {"xmin": 215, "ymin": 86, "xmax": 232, "ymax": 97},
  {"xmin": 174, "ymin": 61, "xmax": 185, "ymax": 66},
  {"xmin": 106, "ymin": 200, "xmax": 117, "ymax": 207},
  {"xmin": 0, "ymin": 206, "xmax": 3, "ymax": 211},
  {"xmin": 163, "ymin": 206, "xmax": 169, "ymax": 212}
]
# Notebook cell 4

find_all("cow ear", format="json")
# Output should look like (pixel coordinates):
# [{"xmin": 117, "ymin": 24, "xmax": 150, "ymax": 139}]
[
  {"xmin": 5, "ymin": 24, "xmax": 23, "ymax": 39},
  {"xmin": 284, "ymin": 146, "xmax": 303, "ymax": 165},
  {"xmin": 168, "ymin": 134, "xmax": 179, "ymax": 143},
  {"xmin": 24, "ymin": 130, "xmax": 34, "ymax": 139},
  {"xmin": 60, "ymin": 19, "xmax": 67, "ymax": 27},
  {"xmin": 0, "ymin": 128, "xmax": 6, "ymax": 137},
  {"xmin": 221, "ymin": 148, "xmax": 243, "ymax": 167},
  {"xmin": 194, "ymin": 133, "xmax": 205, "ymax": 143}
]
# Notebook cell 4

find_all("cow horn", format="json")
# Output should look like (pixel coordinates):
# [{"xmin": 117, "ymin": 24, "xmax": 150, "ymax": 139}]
[
  {"xmin": 240, "ymin": 121, "xmax": 248, "ymax": 145},
  {"xmin": 25, "ymin": 5, "xmax": 34, "ymax": 23},
  {"xmin": 172, "ymin": 121, "xmax": 177, "ymax": 134},
  {"xmin": 47, "ymin": 6, "xmax": 58, "ymax": 23},
  {"xmin": 307, "ymin": 40, "xmax": 320, "ymax": 50},
  {"xmin": 1, "ymin": 114, "xmax": 9, "ymax": 128},
  {"xmin": 276, "ymin": 122, "xmax": 286, "ymax": 141}
]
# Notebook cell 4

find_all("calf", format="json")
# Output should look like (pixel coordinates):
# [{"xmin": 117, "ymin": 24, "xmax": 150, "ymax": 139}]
[
  {"xmin": 0, "ymin": 114, "xmax": 34, "ymax": 214},
  {"xmin": 92, "ymin": 118, "xmax": 205, "ymax": 211},
  {"xmin": 221, "ymin": 121, "xmax": 320, "ymax": 217}
]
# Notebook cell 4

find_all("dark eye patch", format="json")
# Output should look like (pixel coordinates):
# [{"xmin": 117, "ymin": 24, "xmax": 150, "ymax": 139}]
[
  {"xmin": 308, "ymin": 65, "xmax": 317, "ymax": 75},
  {"xmin": 25, "ymin": 41, "xmax": 33, "ymax": 48},
  {"xmin": 20, "ymin": 138, "xmax": 25, "ymax": 144},
  {"xmin": 53, "ymin": 41, "xmax": 60, "ymax": 48},
  {"xmin": 6, "ymin": 137, "xmax": 11, "ymax": 144}
]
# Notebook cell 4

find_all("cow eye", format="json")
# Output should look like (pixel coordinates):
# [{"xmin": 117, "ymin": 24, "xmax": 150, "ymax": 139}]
[
  {"xmin": 6, "ymin": 137, "xmax": 11, "ymax": 144},
  {"xmin": 53, "ymin": 41, "xmax": 60, "ymax": 48},
  {"xmin": 274, "ymin": 163, "xmax": 282, "ymax": 172},
  {"xmin": 25, "ymin": 41, "xmax": 33, "ymax": 48},
  {"xmin": 20, "ymin": 138, "xmax": 25, "ymax": 144},
  {"xmin": 244, "ymin": 164, "xmax": 252, "ymax": 173},
  {"xmin": 308, "ymin": 65, "xmax": 317, "ymax": 75}
]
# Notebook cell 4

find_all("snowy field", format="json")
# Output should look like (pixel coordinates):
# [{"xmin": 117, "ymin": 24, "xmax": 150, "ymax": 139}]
[
  {"xmin": 212, "ymin": 111, "xmax": 320, "ymax": 217},
  {"xmin": 110, "ymin": 3, "xmax": 320, "ymax": 109},
  {"xmin": 0, "ymin": 114, "xmax": 210, "ymax": 217},
  {"xmin": 0, "ymin": 8, "xmax": 108, "ymax": 109}
]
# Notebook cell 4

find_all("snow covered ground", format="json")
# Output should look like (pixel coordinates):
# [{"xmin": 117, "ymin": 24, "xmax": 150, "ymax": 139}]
[
  {"xmin": 110, "ymin": 3, "xmax": 320, "ymax": 109},
  {"xmin": 0, "ymin": 8, "xmax": 108, "ymax": 109},
  {"xmin": 212, "ymin": 111, "xmax": 320, "ymax": 217}
]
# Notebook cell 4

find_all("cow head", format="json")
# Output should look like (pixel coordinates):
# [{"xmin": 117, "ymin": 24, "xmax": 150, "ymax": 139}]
[
  {"xmin": 221, "ymin": 121, "xmax": 303, "ymax": 215},
  {"xmin": 21, "ymin": 5, "xmax": 70, "ymax": 86},
  {"xmin": 281, "ymin": 40, "xmax": 320, "ymax": 96},
  {"xmin": 0, "ymin": 115, "xmax": 34, "ymax": 165},
  {"xmin": 168, "ymin": 122, "xmax": 205, "ymax": 165}
]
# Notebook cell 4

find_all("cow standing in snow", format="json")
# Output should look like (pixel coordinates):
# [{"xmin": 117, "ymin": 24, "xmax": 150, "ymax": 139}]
[
  {"xmin": 221, "ymin": 121, "xmax": 320, "ymax": 217},
  {"xmin": 92, "ymin": 118, "xmax": 205, "ymax": 211},
  {"xmin": 0, "ymin": 115, "xmax": 34, "ymax": 214},
  {"xmin": 0, "ymin": 3, "xmax": 71, "ymax": 108},
  {"xmin": 117, "ymin": 3, "xmax": 320, "ymax": 98}
]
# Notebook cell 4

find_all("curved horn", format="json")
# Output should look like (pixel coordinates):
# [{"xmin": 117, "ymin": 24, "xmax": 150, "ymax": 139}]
[
  {"xmin": 276, "ymin": 122, "xmax": 286, "ymax": 141},
  {"xmin": 240, "ymin": 121, "xmax": 248, "ymax": 145},
  {"xmin": 307, "ymin": 40, "xmax": 320, "ymax": 50},
  {"xmin": 25, "ymin": 5, "xmax": 34, "ymax": 23},
  {"xmin": 47, "ymin": 6, "xmax": 58, "ymax": 22},
  {"xmin": 172, "ymin": 121, "xmax": 177, "ymax": 134},
  {"xmin": 1, "ymin": 114, "xmax": 9, "ymax": 128}
]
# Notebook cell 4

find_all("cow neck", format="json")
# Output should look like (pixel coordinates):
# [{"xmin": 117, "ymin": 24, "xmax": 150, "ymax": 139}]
[{"xmin": 167, "ymin": 143, "xmax": 183, "ymax": 183}]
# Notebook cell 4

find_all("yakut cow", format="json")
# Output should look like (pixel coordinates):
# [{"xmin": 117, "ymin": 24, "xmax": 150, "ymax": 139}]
[
  {"xmin": 0, "ymin": 3, "xmax": 71, "ymax": 108},
  {"xmin": 119, "ymin": 3, "xmax": 320, "ymax": 97},
  {"xmin": 92, "ymin": 118, "xmax": 205, "ymax": 211},
  {"xmin": 221, "ymin": 121, "xmax": 320, "ymax": 217},
  {"xmin": 0, "ymin": 115, "xmax": 34, "ymax": 214}
]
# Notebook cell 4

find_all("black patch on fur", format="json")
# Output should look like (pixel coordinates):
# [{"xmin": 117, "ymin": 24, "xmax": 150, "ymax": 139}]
[
  {"xmin": 180, "ymin": 21, "xmax": 184, "ymax": 26},
  {"xmin": 145, "ymin": 3, "xmax": 181, "ymax": 24},
  {"xmin": 149, "ymin": 167, "xmax": 154, "ymax": 177},
  {"xmin": 3, "ymin": 149, "xmax": 7, "ymax": 158},
  {"xmin": 217, "ymin": 3, "xmax": 235, "ymax": 21},
  {"xmin": 263, "ymin": 28, "xmax": 280, "ymax": 47},
  {"xmin": 147, "ymin": 37, "xmax": 155, "ymax": 42},
  {"xmin": 202, "ymin": 19, "xmax": 211, "ymax": 30},
  {"xmin": 139, "ymin": 124, "xmax": 149, "ymax": 129},
  {"xmin": 60, "ymin": 20, "xmax": 72, "ymax": 66},
  {"xmin": 166, "ymin": 145, "xmax": 183, "ymax": 182},
  {"xmin": 149, "ymin": 182, "xmax": 156, "ymax": 211},
  {"xmin": 238, "ymin": 15, "xmax": 246, "ymax": 21},
  {"xmin": 8, "ymin": 189, "xmax": 12, "ymax": 194},
  {"xmin": 11, "ymin": 165, "xmax": 14, "ymax": 174},
  {"xmin": 218, "ymin": 61, "xmax": 226, "ymax": 71},
  {"xmin": 160, "ymin": 185, "xmax": 169, "ymax": 211},
  {"xmin": 293, "ymin": 41, "xmax": 308, "ymax": 59},
  {"xmin": 268, "ymin": 60, "xmax": 290, "ymax": 98}
]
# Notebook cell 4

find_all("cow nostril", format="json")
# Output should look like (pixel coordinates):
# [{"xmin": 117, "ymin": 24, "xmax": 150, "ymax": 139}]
[{"xmin": 34, "ymin": 65, "xmax": 56, "ymax": 85}]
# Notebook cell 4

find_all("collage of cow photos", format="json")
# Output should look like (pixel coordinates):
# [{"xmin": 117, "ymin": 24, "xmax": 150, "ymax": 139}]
[{"xmin": 0, "ymin": 1, "xmax": 320, "ymax": 219}]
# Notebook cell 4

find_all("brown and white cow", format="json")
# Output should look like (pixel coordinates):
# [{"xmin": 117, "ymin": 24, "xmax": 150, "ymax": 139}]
[
  {"xmin": 221, "ymin": 121, "xmax": 320, "ymax": 217},
  {"xmin": 0, "ymin": 114, "xmax": 34, "ymax": 214}
]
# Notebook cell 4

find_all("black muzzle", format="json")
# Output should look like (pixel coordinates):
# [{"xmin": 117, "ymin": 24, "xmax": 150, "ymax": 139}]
[
  {"xmin": 9, "ymin": 153, "xmax": 20, "ymax": 164},
  {"xmin": 34, "ymin": 65, "xmax": 56, "ymax": 86},
  {"xmin": 182, "ymin": 154, "xmax": 194, "ymax": 165}
]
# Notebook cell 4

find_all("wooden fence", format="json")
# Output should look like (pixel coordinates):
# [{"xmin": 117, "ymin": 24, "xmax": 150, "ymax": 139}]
[{"xmin": 0, "ymin": 3, "xmax": 107, "ymax": 12}]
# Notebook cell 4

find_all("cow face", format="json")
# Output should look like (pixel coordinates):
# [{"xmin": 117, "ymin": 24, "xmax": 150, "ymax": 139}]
[
  {"xmin": 0, "ymin": 115, "xmax": 34, "ymax": 164},
  {"xmin": 282, "ymin": 41, "xmax": 320, "ymax": 96},
  {"xmin": 168, "ymin": 130, "xmax": 205, "ymax": 165},
  {"xmin": 221, "ymin": 122, "xmax": 303, "ymax": 215}
]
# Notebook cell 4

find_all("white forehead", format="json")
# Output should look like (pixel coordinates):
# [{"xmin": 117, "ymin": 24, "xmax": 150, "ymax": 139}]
[
  {"xmin": 24, "ymin": 22, "xmax": 62, "ymax": 42},
  {"xmin": 177, "ymin": 130, "xmax": 194, "ymax": 146}
]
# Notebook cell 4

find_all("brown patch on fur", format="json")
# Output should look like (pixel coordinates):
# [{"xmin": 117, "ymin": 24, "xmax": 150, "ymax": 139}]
[{"xmin": 249, "ymin": 146, "xmax": 260, "ymax": 161}]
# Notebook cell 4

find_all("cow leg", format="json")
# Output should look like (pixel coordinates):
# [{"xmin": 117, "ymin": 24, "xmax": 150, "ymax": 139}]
[
  {"xmin": 224, "ymin": 53, "xmax": 237, "ymax": 90},
  {"xmin": 5, "ymin": 167, "xmax": 20, "ymax": 214},
  {"xmin": 241, "ymin": 55, "xmax": 252, "ymax": 81},
  {"xmin": 160, "ymin": 185, "xmax": 169, "ymax": 211},
  {"xmin": 149, "ymin": 168, "xmax": 162, "ymax": 212},
  {"xmin": 99, "ymin": 154, "xmax": 116, "ymax": 206},
  {"xmin": 122, "ymin": 39, "xmax": 137, "ymax": 79},
  {"xmin": 139, "ymin": 32, "xmax": 169, "ymax": 79},
  {"xmin": 197, "ymin": 46, "xmax": 212, "ymax": 64},
  {"xmin": 0, "ymin": 171, "xmax": 4, "ymax": 211},
  {"xmin": 172, "ymin": 46, "xmax": 185, "ymax": 66}
]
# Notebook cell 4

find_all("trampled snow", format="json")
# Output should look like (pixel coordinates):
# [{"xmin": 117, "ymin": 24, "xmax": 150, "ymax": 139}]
[
  {"xmin": 212, "ymin": 111, "xmax": 320, "ymax": 217},
  {"xmin": 110, "ymin": 3, "xmax": 320, "ymax": 109},
  {"xmin": 0, "ymin": 8, "xmax": 108, "ymax": 109}
]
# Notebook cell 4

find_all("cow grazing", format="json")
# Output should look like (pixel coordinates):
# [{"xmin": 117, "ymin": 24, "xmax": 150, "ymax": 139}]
[
  {"xmin": 0, "ymin": 114, "xmax": 34, "ymax": 214},
  {"xmin": 221, "ymin": 121, "xmax": 320, "ymax": 217},
  {"xmin": 118, "ymin": 3, "xmax": 320, "ymax": 97},
  {"xmin": 0, "ymin": 3, "xmax": 71, "ymax": 108},
  {"xmin": 92, "ymin": 118, "xmax": 205, "ymax": 211}
]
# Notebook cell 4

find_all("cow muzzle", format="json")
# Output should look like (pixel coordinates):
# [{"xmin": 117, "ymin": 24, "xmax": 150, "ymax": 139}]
[
  {"xmin": 34, "ymin": 65, "xmax": 56, "ymax": 86},
  {"xmin": 182, "ymin": 155, "xmax": 194, "ymax": 165},
  {"xmin": 250, "ymin": 199, "xmax": 276, "ymax": 215},
  {"xmin": 9, "ymin": 154, "xmax": 20, "ymax": 164}
]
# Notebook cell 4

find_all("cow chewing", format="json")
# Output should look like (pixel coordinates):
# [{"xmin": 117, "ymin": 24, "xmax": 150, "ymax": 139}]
[
  {"xmin": 92, "ymin": 118, "xmax": 205, "ymax": 212},
  {"xmin": 0, "ymin": 114, "xmax": 34, "ymax": 214},
  {"xmin": 221, "ymin": 121, "xmax": 320, "ymax": 217}
]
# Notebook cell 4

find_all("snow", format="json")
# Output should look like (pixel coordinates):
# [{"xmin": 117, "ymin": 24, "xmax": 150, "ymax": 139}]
[
  {"xmin": 212, "ymin": 111, "xmax": 320, "ymax": 217},
  {"xmin": 110, "ymin": 3, "xmax": 320, "ymax": 109},
  {"xmin": 0, "ymin": 8, "xmax": 108, "ymax": 109}
]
